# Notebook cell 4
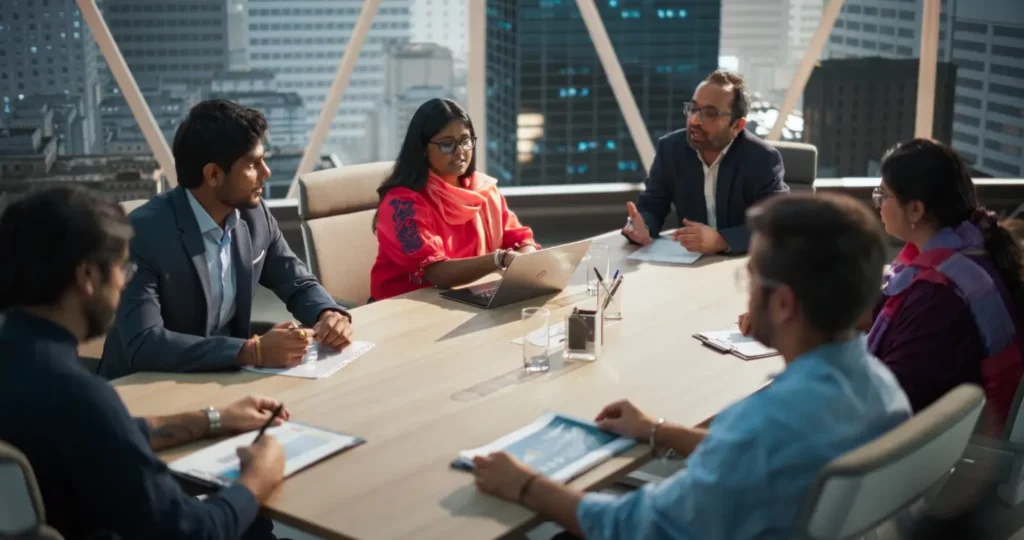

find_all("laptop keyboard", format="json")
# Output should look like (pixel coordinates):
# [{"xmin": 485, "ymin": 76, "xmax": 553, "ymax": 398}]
[{"xmin": 470, "ymin": 286, "xmax": 498, "ymax": 299}]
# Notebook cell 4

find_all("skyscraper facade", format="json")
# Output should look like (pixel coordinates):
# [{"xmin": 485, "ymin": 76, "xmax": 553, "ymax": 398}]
[
  {"xmin": 486, "ymin": 0, "xmax": 720, "ymax": 186},
  {"xmin": 410, "ymin": 0, "xmax": 468, "ymax": 70},
  {"xmin": 247, "ymin": 0, "xmax": 412, "ymax": 159},
  {"xmin": 0, "ymin": 0, "xmax": 103, "ymax": 154},
  {"xmin": 102, "ymin": 0, "xmax": 231, "ymax": 90},
  {"xmin": 826, "ymin": 0, "xmax": 1023, "ymax": 177}
]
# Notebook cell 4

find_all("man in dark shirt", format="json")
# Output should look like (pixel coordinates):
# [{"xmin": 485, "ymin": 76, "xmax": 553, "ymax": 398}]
[{"xmin": 0, "ymin": 187, "xmax": 288, "ymax": 539}]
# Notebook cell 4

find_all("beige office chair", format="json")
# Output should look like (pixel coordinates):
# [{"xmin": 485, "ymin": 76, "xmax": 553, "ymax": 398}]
[
  {"xmin": 798, "ymin": 384, "xmax": 986, "ymax": 540},
  {"xmin": 298, "ymin": 161, "xmax": 393, "ymax": 307},
  {"xmin": 76, "ymin": 199, "xmax": 149, "ymax": 373},
  {"xmin": 768, "ymin": 141, "xmax": 817, "ymax": 193},
  {"xmin": 0, "ymin": 441, "xmax": 64, "ymax": 540}
]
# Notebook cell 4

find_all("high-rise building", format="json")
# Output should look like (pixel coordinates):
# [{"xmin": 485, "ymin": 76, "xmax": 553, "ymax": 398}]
[
  {"xmin": 247, "ymin": 0, "xmax": 412, "ymax": 160},
  {"xmin": 804, "ymin": 57, "xmax": 956, "ymax": 177},
  {"xmin": 486, "ymin": 1, "xmax": 720, "ymax": 186},
  {"xmin": 826, "ymin": 0, "xmax": 1023, "ymax": 177},
  {"xmin": 365, "ymin": 42, "xmax": 456, "ymax": 163},
  {"xmin": 7, "ymin": 94, "xmax": 91, "ymax": 156},
  {"xmin": 102, "ymin": 0, "xmax": 231, "ymax": 91},
  {"xmin": 227, "ymin": 0, "xmax": 249, "ymax": 70},
  {"xmin": 410, "ymin": 0, "xmax": 468, "ymax": 71},
  {"xmin": 100, "ymin": 91, "xmax": 195, "ymax": 155},
  {"xmin": 0, "ymin": 1, "xmax": 104, "ymax": 154}
]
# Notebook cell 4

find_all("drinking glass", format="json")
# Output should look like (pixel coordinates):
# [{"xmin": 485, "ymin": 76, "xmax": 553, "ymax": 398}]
[
  {"xmin": 521, "ymin": 307, "xmax": 551, "ymax": 372},
  {"xmin": 586, "ymin": 244, "xmax": 610, "ymax": 296}
]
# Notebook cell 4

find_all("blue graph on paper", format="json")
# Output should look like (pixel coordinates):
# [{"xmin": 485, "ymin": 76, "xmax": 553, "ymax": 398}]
[
  {"xmin": 502, "ymin": 416, "xmax": 619, "ymax": 477},
  {"xmin": 216, "ymin": 433, "xmax": 330, "ymax": 483}
]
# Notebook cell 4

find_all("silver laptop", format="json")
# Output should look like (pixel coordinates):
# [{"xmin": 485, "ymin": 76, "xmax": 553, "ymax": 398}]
[{"xmin": 440, "ymin": 239, "xmax": 593, "ymax": 309}]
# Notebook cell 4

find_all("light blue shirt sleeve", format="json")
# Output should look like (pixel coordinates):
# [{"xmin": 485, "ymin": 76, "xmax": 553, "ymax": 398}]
[{"xmin": 576, "ymin": 403, "xmax": 769, "ymax": 540}]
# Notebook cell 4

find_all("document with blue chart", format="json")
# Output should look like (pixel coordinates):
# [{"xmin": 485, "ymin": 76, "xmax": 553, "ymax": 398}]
[
  {"xmin": 453, "ymin": 412, "xmax": 635, "ymax": 483},
  {"xmin": 169, "ymin": 422, "xmax": 364, "ymax": 487}
]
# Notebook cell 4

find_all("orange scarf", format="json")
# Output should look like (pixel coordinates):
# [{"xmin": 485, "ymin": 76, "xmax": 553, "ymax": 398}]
[{"xmin": 424, "ymin": 171, "xmax": 504, "ymax": 255}]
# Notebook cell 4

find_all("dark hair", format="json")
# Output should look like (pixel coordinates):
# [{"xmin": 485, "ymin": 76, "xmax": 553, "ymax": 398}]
[
  {"xmin": 748, "ymin": 193, "xmax": 887, "ymax": 338},
  {"xmin": 0, "ymin": 187, "xmax": 132, "ymax": 310},
  {"xmin": 703, "ymin": 70, "xmax": 750, "ymax": 122},
  {"xmin": 372, "ymin": 98, "xmax": 476, "ymax": 231},
  {"xmin": 881, "ymin": 138, "xmax": 1024, "ymax": 312},
  {"xmin": 172, "ymin": 99, "xmax": 268, "ymax": 189}
]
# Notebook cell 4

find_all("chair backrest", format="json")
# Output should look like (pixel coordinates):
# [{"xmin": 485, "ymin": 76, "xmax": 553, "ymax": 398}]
[
  {"xmin": 799, "ymin": 384, "xmax": 985, "ymax": 540},
  {"xmin": 0, "ymin": 440, "xmax": 55, "ymax": 539},
  {"xmin": 76, "ymin": 200, "xmax": 148, "ymax": 369},
  {"xmin": 298, "ymin": 162, "xmax": 393, "ymax": 307},
  {"xmin": 769, "ymin": 140, "xmax": 817, "ymax": 192}
]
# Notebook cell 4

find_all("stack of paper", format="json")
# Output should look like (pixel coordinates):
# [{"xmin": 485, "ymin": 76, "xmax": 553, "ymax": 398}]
[
  {"xmin": 169, "ymin": 422, "xmax": 364, "ymax": 487},
  {"xmin": 243, "ymin": 341, "xmax": 375, "ymax": 379},
  {"xmin": 626, "ymin": 238, "xmax": 702, "ymax": 265},
  {"xmin": 452, "ymin": 412, "xmax": 634, "ymax": 482}
]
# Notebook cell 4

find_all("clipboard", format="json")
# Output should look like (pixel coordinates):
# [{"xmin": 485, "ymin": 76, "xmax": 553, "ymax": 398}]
[{"xmin": 693, "ymin": 329, "xmax": 779, "ymax": 360}]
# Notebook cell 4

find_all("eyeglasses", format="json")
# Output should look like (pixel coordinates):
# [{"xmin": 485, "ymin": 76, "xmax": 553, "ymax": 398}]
[
  {"xmin": 734, "ymin": 266, "xmax": 782, "ymax": 293},
  {"xmin": 871, "ymin": 186, "xmax": 892, "ymax": 209},
  {"xmin": 428, "ymin": 136, "xmax": 477, "ymax": 155},
  {"xmin": 123, "ymin": 261, "xmax": 137, "ymax": 282},
  {"xmin": 684, "ymin": 103, "xmax": 733, "ymax": 123}
]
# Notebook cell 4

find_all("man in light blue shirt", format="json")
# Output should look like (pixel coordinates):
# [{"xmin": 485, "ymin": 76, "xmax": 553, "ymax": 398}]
[
  {"xmin": 472, "ymin": 194, "xmax": 913, "ymax": 539},
  {"xmin": 186, "ymin": 189, "xmax": 239, "ymax": 335}
]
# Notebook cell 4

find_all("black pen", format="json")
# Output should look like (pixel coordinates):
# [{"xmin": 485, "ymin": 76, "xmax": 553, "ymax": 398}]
[{"xmin": 253, "ymin": 403, "xmax": 284, "ymax": 444}]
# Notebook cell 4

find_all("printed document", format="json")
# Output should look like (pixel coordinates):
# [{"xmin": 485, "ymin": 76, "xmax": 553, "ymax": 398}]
[
  {"xmin": 243, "ymin": 341, "xmax": 375, "ymax": 379},
  {"xmin": 626, "ymin": 238, "xmax": 702, "ymax": 265}
]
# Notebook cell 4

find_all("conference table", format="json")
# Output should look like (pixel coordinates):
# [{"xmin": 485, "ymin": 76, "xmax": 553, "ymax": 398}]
[{"xmin": 112, "ymin": 232, "xmax": 785, "ymax": 539}]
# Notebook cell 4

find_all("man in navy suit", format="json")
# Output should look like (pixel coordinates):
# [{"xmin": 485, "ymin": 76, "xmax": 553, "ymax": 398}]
[
  {"xmin": 623, "ymin": 71, "xmax": 789, "ymax": 254},
  {"xmin": 99, "ymin": 100, "xmax": 352, "ymax": 379}
]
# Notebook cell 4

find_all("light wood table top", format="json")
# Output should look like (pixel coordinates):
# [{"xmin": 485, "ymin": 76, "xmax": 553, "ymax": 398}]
[{"xmin": 113, "ymin": 232, "xmax": 784, "ymax": 539}]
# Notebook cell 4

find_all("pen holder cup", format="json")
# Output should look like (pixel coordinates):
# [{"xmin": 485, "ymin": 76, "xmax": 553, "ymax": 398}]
[
  {"xmin": 603, "ymin": 282, "xmax": 623, "ymax": 321},
  {"xmin": 564, "ymin": 309, "xmax": 603, "ymax": 362}
]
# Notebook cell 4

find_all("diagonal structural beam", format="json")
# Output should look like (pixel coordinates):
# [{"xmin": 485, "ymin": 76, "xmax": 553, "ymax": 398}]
[
  {"xmin": 768, "ymin": 0, "xmax": 847, "ymax": 141},
  {"xmin": 575, "ymin": 0, "xmax": 655, "ymax": 172},
  {"xmin": 914, "ymin": 0, "xmax": 941, "ymax": 139},
  {"xmin": 467, "ymin": 0, "xmax": 488, "ymax": 173},
  {"xmin": 288, "ymin": 0, "xmax": 382, "ymax": 198},
  {"xmin": 77, "ymin": 0, "xmax": 178, "ymax": 186}
]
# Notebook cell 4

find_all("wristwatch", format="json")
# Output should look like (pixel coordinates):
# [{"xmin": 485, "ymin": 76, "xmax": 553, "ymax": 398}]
[{"xmin": 204, "ymin": 406, "xmax": 222, "ymax": 436}]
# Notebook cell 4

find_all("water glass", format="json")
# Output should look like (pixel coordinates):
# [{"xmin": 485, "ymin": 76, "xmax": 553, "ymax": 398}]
[
  {"xmin": 521, "ymin": 307, "xmax": 551, "ymax": 372},
  {"xmin": 586, "ymin": 243, "xmax": 610, "ymax": 296}
]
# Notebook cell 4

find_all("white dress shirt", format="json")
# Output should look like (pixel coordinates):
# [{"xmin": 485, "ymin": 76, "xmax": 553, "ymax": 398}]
[{"xmin": 699, "ymin": 138, "xmax": 735, "ymax": 230}]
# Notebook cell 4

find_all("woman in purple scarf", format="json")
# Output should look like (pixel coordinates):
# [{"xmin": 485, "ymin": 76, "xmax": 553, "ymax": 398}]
[{"xmin": 868, "ymin": 139, "xmax": 1023, "ymax": 430}]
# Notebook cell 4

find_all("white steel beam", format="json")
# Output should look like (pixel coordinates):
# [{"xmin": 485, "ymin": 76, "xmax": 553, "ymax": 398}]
[
  {"xmin": 288, "ymin": 0, "xmax": 382, "ymax": 198},
  {"xmin": 575, "ymin": 0, "xmax": 655, "ymax": 172},
  {"xmin": 768, "ymin": 0, "xmax": 847, "ymax": 141},
  {"xmin": 467, "ymin": 0, "xmax": 488, "ymax": 173},
  {"xmin": 915, "ymin": 0, "xmax": 941, "ymax": 139},
  {"xmin": 77, "ymin": 0, "xmax": 178, "ymax": 186}
]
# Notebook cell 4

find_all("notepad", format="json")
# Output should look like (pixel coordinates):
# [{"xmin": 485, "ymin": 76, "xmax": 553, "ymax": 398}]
[
  {"xmin": 626, "ymin": 238, "xmax": 702, "ymax": 265},
  {"xmin": 169, "ymin": 422, "xmax": 364, "ymax": 488},
  {"xmin": 693, "ymin": 328, "xmax": 779, "ymax": 360},
  {"xmin": 242, "ymin": 341, "xmax": 375, "ymax": 379},
  {"xmin": 452, "ymin": 412, "xmax": 635, "ymax": 483}
]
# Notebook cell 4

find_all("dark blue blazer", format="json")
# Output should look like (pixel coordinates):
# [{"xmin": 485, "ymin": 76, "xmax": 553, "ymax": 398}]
[
  {"xmin": 634, "ymin": 128, "xmax": 788, "ymax": 253},
  {"xmin": 99, "ymin": 187, "xmax": 344, "ymax": 379}
]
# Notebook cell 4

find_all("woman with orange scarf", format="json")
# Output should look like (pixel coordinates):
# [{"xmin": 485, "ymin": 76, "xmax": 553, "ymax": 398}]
[{"xmin": 370, "ymin": 99, "xmax": 539, "ymax": 301}]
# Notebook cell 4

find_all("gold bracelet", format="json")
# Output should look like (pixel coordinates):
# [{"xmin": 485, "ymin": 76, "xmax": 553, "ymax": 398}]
[{"xmin": 253, "ymin": 334, "xmax": 262, "ymax": 367}]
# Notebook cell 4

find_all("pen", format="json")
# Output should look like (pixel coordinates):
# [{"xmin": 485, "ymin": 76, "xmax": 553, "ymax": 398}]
[
  {"xmin": 253, "ymin": 403, "xmax": 284, "ymax": 444},
  {"xmin": 612, "ymin": 269, "xmax": 620, "ymax": 280}
]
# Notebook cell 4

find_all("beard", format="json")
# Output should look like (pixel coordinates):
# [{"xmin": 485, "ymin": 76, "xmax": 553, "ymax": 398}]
[
  {"xmin": 749, "ymin": 295, "xmax": 776, "ymax": 350},
  {"xmin": 217, "ymin": 186, "xmax": 262, "ymax": 210},
  {"xmin": 83, "ymin": 299, "xmax": 117, "ymax": 342},
  {"xmin": 687, "ymin": 127, "xmax": 732, "ymax": 153}
]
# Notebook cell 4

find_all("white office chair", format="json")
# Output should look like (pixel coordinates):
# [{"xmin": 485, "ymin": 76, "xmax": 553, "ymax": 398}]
[
  {"xmin": 0, "ymin": 440, "xmax": 63, "ymax": 540},
  {"xmin": 798, "ymin": 384, "xmax": 986, "ymax": 540}
]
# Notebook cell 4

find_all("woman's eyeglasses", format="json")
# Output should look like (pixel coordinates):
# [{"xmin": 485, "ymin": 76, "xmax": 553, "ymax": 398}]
[
  {"xmin": 429, "ymin": 136, "xmax": 477, "ymax": 155},
  {"xmin": 871, "ymin": 186, "xmax": 891, "ymax": 209}
]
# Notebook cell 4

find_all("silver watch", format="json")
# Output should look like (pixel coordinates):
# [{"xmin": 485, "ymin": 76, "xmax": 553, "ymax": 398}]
[{"xmin": 204, "ymin": 406, "xmax": 221, "ymax": 435}]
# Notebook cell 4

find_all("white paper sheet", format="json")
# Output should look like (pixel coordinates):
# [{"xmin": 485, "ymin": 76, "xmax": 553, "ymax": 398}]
[
  {"xmin": 626, "ymin": 238, "xmax": 702, "ymax": 265},
  {"xmin": 694, "ymin": 328, "xmax": 778, "ymax": 360},
  {"xmin": 169, "ymin": 422, "xmax": 363, "ymax": 487},
  {"xmin": 242, "ymin": 341, "xmax": 375, "ymax": 379}
]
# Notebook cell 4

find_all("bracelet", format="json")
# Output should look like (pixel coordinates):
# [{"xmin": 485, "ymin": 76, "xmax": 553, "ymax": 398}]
[
  {"xmin": 518, "ymin": 473, "xmax": 540, "ymax": 504},
  {"xmin": 494, "ymin": 249, "xmax": 509, "ymax": 270},
  {"xmin": 253, "ymin": 334, "xmax": 262, "ymax": 367},
  {"xmin": 649, "ymin": 418, "xmax": 665, "ymax": 457}
]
